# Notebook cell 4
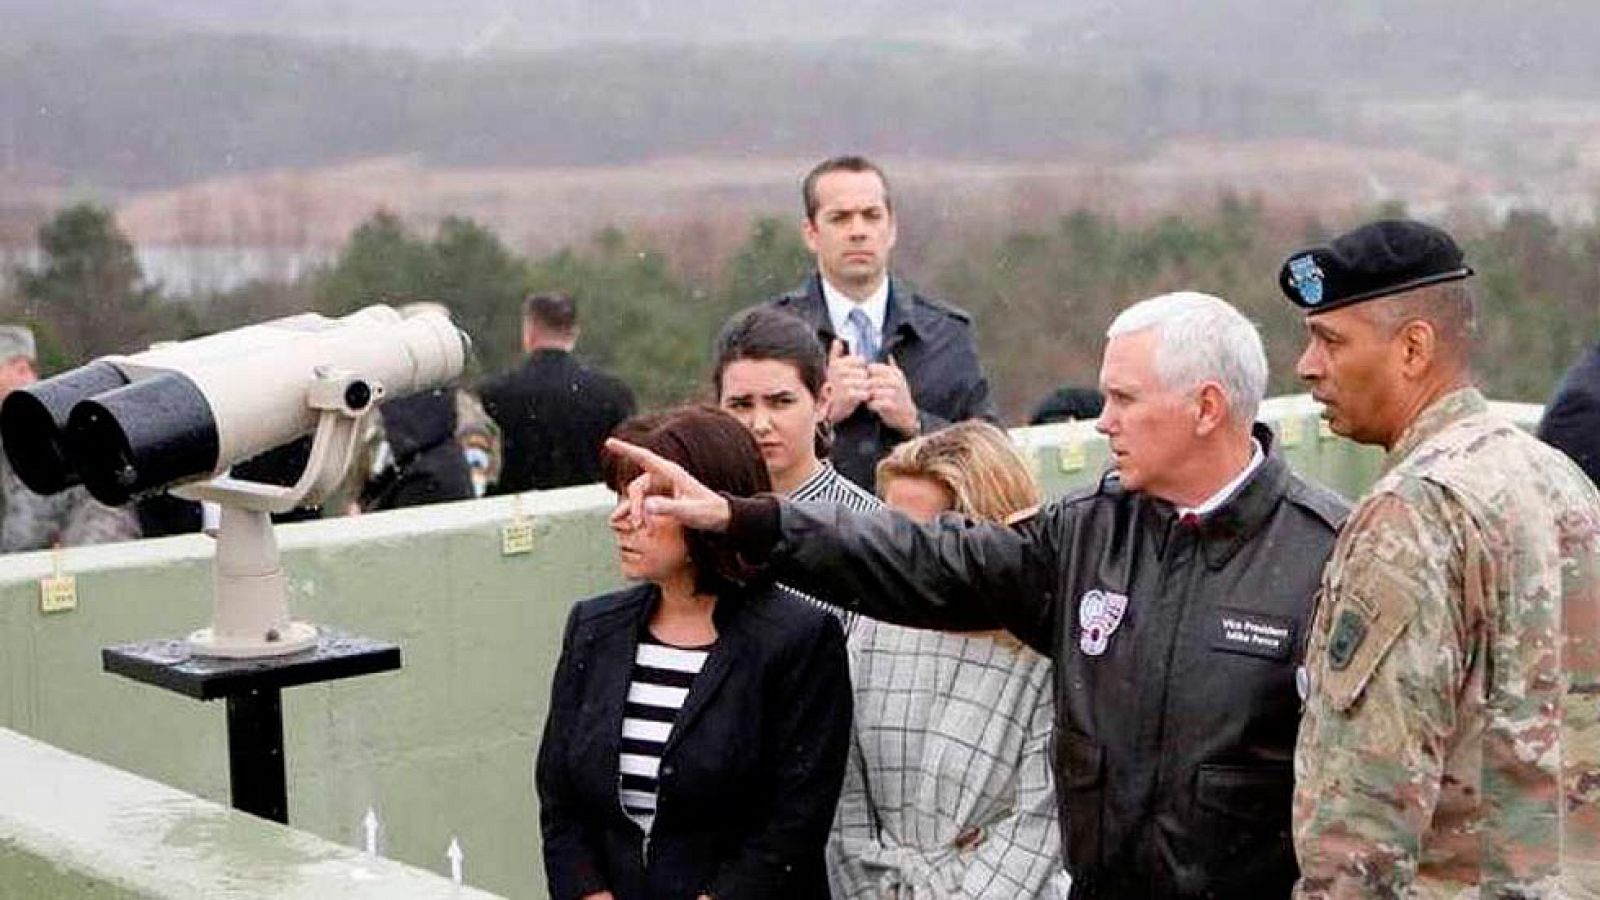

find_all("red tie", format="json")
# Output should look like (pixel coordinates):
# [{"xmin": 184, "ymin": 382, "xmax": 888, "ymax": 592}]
[{"xmin": 1179, "ymin": 512, "xmax": 1201, "ymax": 529}]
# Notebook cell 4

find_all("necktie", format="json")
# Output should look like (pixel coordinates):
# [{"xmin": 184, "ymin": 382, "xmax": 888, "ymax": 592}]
[
  {"xmin": 847, "ymin": 307, "xmax": 878, "ymax": 362},
  {"xmin": 1179, "ymin": 512, "xmax": 1202, "ymax": 529}
]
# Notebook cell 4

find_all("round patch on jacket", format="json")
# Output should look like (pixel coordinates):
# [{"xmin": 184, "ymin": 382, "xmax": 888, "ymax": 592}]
[{"xmin": 1078, "ymin": 589, "xmax": 1129, "ymax": 657}]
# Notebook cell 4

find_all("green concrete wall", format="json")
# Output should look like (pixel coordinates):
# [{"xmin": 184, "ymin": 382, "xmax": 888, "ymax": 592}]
[
  {"xmin": 0, "ymin": 728, "xmax": 504, "ymax": 900},
  {"xmin": 0, "ymin": 395, "xmax": 1541, "ymax": 899},
  {"xmin": 0, "ymin": 484, "xmax": 618, "ymax": 899}
]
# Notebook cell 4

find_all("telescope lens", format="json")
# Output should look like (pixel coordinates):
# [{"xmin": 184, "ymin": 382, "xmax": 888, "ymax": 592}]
[
  {"xmin": 0, "ymin": 361, "xmax": 128, "ymax": 495},
  {"xmin": 65, "ymin": 372, "xmax": 220, "ymax": 506}
]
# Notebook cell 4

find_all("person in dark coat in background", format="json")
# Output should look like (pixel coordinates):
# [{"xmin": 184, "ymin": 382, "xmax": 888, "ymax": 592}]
[
  {"xmin": 537, "ymin": 406, "xmax": 851, "ymax": 900},
  {"xmin": 359, "ymin": 387, "xmax": 475, "ymax": 511},
  {"xmin": 481, "ymin": 292, "xmax": 635, "ymax": 494},
  {"xmin": 1538, "ymin": 339, "xmax": 1600, "ymax": 487},
  {"xmin": 769, "ymin": 155, "xmax": 997, "ymax": 491}
]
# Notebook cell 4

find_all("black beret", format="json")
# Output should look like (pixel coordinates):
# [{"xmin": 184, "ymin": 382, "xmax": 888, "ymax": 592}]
[{"xmin": 1278, "ymin": 219, "xmax": 1473, "ymax": 313}]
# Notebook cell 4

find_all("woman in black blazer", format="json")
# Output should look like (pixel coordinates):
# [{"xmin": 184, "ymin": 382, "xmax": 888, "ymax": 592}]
[{"xmin": 537, "ymin": 406, "xmax": 852, "ymax": 900}]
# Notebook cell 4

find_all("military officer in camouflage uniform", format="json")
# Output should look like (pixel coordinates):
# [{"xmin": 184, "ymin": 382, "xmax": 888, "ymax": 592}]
[
  {"xmin": 0, "ymin": 326, "xmax": 138, "ymax": 552},
  {"xmin": 1281, "ymin": 220, "xmax": 1600, "ymax": 897}
]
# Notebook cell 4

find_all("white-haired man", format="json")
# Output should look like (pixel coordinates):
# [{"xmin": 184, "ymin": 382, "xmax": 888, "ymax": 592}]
[{"xmin": 607, "ymin": 292, "xmax": 1348, "ymax": 899}]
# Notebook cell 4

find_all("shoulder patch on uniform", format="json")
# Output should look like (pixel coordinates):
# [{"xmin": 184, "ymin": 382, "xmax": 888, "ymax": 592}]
[
  {"xmin": 1326, "ymin": 608, "xmax": 1366, "ymax": 670},
  {"xmin": 1319, "ymin": 572, "xmax": 1418, "ymax": 713}
]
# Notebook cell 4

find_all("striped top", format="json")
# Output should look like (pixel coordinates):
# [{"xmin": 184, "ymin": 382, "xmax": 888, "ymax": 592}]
[
  {"xmin": 619, "ymin": 632, "xmax": 712, "ymax": 836},
  {"xmin": 785, "ymin": 462, "xmax": 883, "ymax": 633},
  {"xmin": 790, "ymin": 460, "xmax": 882, "ymax": 511}
]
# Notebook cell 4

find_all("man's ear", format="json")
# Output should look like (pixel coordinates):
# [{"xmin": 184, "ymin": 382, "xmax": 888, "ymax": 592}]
[
  {"xmin": 1396, "ymin": 318, "xmax": 1438, "ymax": 379},
  {"xmin": 1194, "ymin": 382, "xmax": 1229, "ymax": 437},
  {"xmin": 801, "ymin": 216, "xmax": 820, "ymax": 255}
]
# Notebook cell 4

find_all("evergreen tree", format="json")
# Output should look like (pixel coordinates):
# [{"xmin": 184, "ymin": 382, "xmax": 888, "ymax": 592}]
[
  {"xmin": 718, "ymin": 217, "xmax": 812, "ymax": 314},
  {"xmin": 15, "ymin": 203, "xmax": 163, "ymax": 362},
  {"xmin": 313, "ymin": 211, "xmax": 431, "ymax": 315}
]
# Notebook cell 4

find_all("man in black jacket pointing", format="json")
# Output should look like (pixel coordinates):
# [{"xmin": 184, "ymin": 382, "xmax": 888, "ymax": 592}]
[{"xmin": 608, "ymin": 291, "xmax": 1348, "ymax": 900}]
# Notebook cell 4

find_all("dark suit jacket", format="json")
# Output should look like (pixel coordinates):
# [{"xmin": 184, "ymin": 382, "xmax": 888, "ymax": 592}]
[
  {"xmin": 537, "ymin": 582, "xmax": 852, "ymax": 900},
  {"xmin": 480, "ymin": 349, "xmax": 635, "ymax": 493},
  {"xmin": 1539, "ymin": 341, "xmax": 1600, "ymax": 487},
  {"xmin": 770, "ymin": 273, "xmax": 997, "ymax": 490}
]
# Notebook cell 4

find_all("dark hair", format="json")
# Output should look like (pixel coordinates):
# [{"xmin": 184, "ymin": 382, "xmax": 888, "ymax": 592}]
[
  {"xmin": 712, "ymin": 307, "xmax": 826, "ymax": 398},
  {"xmin": 1029, "ymin": 386, "xmax": 1105, "ymax": 425},
  {"xmin": 711, "ymin": 306, "xmax": 831, "ymax": 459},
  {"xmin": 1368, "ymin": 280, "xmax": 1479, "ymax": 364},
  {"xmin": 802, "ymin": 155, "xmax": 892, "ymax": 222},
  {"xmin": 601, "ymin": 405, "xmax": 772, "ymax": 595},
  {"xmin": 522, "ymin": 292, "xmax": 578, "ymax": 333}
]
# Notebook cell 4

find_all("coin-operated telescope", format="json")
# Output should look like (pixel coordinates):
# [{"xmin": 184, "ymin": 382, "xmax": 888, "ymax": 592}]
[{"xmin": 1, "ymin": 305, "xmax": 467, "ymax": 657}]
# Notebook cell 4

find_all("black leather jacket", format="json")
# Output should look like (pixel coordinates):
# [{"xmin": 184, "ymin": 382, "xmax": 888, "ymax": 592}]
[
  {"xmin": 732, "ymin": 427, "xmax": 1347, "ymax": 899},
  {"xmin": 770, "ymin": 273, "xmax": 997, "ymax": 490}
]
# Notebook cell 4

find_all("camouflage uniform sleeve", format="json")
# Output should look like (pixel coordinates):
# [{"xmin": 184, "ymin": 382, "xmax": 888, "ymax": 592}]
[
  {"xmin": 1292, "ymin": 490, "xmax": 1471, "ymax": 899},
  {"xmin": 2, "ymin": 475, "xmax": 74, "ymax": 553}
]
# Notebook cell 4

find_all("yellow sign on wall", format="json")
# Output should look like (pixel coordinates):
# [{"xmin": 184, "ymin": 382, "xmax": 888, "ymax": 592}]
[{"xmin": 39, "ymin": 575, "xmax": 77, "ymax": 614}]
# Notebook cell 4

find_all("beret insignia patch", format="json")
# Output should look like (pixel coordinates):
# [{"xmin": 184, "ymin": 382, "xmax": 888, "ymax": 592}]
[{"xmin": 1288, "ymin": 254, "xmax": 1325, "ymax": 306}]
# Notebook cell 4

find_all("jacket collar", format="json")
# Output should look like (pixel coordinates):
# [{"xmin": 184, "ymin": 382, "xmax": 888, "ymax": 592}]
[
  {"xmin": 524, "ymin": 347, "xmax": 573, "ymax": 368},
  {"xmin": 1146, "ymin": 423, "xmax": 1291, "ymax": 569},
  {"xmin": 580, "ymin": 583, "xmax": 749, "ymax": 760},
  {"xmin": 788, "ymin": 271, "xmax": 930, "ymax": 347},
  {"xmin": 1382, "ymin": 387, "xmax": 1487, "ymax": 474}
]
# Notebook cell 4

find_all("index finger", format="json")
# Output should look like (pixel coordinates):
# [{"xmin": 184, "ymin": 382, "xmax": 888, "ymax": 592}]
[
  {"xmin": 605, "ymin": 438, "xmax": 678, "ymax": 478},
  {"xmin": 624, "ymin": 471, "xmax": 651, "ymax": 529}
]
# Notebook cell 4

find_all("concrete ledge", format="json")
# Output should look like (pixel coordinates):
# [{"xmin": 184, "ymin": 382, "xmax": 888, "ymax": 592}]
[{"xmin": 0, "ymin": 728, "xmax": 503, "ymax": 900}]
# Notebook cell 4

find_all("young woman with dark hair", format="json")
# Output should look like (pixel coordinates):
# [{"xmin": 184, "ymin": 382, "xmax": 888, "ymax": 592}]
[
  {"xmin": 536, "ymin": 405, "xmax": 852, "ymax": 900},
  {"xmin": 712, "ymin": 305, "xmax": 882, "ymax": 621},
  {"xmin": 711, "ymin": 306, "xmax": 879, "ymax": 509}
]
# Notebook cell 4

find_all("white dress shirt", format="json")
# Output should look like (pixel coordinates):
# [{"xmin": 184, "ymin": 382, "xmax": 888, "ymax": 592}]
[
  {"xmin": 1177, "ymin": 438, "xmax": 1265, "ymax": 520},
  {"xmin": 822, "ymin": 276, "xmax": 890, "ymax": 356}
]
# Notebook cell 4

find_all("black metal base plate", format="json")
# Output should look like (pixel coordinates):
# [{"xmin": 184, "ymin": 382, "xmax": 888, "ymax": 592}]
[{"xmin": 102, "ymin": 629, "xmax": 401, "ymax": 701}]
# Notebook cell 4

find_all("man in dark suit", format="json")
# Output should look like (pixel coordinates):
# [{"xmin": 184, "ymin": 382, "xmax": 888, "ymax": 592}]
[
  {"xmin": 1538, "ymin": 340, "xmax": 1600, "ymax": 487},
  {"xmin": 480, "ymin": 293, "xmax": 636, "ymax": 493},
  {"xmin": 769, "ymin": 155, "xmax": 997, "ymax": 490}
]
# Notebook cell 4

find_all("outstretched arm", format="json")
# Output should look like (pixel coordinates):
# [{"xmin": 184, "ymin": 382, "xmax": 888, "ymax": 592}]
[{"xmin": 605, "ymin": 438, "xmax": 1062, "ymax": 650}]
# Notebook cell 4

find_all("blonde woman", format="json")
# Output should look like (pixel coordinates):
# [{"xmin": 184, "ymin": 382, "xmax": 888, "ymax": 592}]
[{"xmin": 830, "ymin": 421, "xmax": 1066, "ymax": 899}]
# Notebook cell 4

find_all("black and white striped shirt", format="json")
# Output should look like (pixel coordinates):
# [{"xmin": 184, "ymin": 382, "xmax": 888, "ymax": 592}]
[
  {"xmin": 619, "ymin": 632, "xmax": 712, "ymax": 835},
  {"xmin": 785, "ymin": 462, "xmax": 883, "ymax": 632},
  {"xmin": 790, "ymin": 460, "xmax": 882, "ymax": 512}
]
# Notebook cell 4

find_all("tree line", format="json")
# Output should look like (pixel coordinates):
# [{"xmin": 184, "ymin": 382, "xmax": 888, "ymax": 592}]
[
  {"xmin": 0, "ymin": 35, "xmax": 1331, "ymax": 190},
  {"xmin": 4, "ymin": 201, "xmax": 1596, "ymax": 422}
]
